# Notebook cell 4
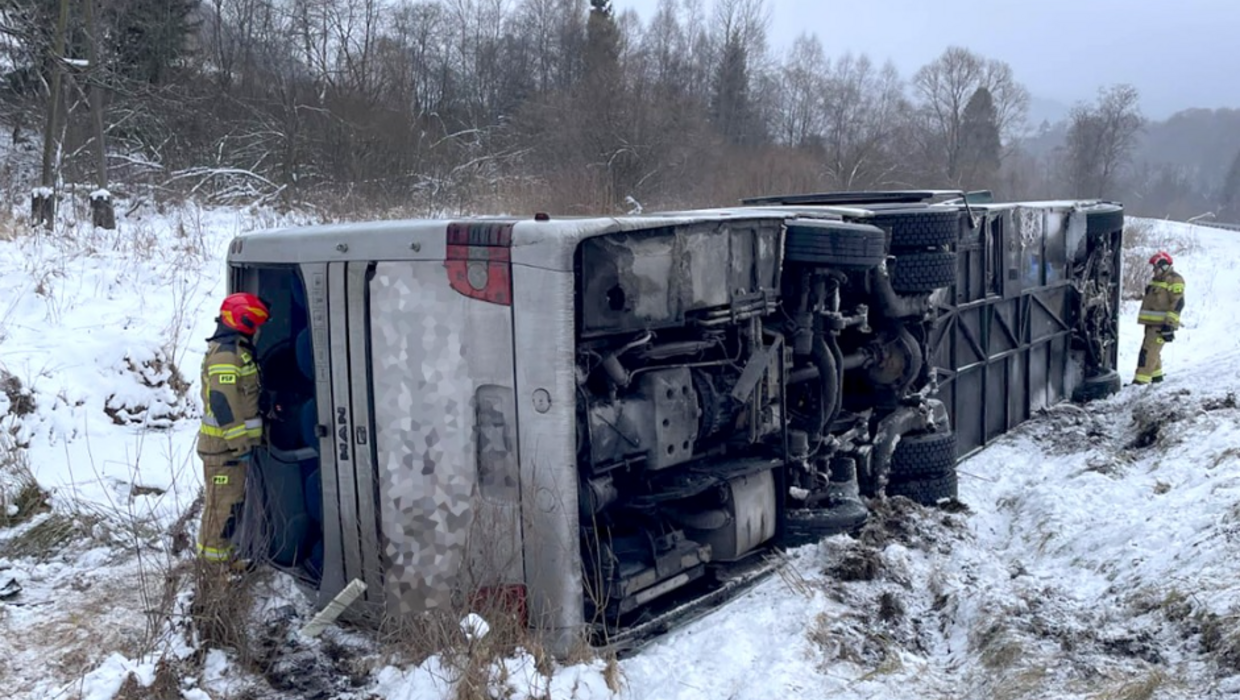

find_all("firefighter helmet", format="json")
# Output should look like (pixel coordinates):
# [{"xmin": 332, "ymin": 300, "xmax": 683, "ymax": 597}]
[
  {"xmin": 1149, "ymin": 251, "xmax": 1173, "ymax": 267},
  {"xmin": 219, "ymin": 292, "xmax": 270, "ymax": 334}
]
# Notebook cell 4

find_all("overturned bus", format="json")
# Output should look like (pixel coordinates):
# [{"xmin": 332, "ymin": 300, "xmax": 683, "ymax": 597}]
[{"xmin": 225, "ymin": 191, "xmax": 1124, "ymax": 655}]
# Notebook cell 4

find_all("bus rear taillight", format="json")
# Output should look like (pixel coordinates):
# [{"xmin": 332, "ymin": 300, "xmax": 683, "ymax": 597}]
[
  {"xmin": 471, "ymin": 584, "xmax": 529, "ymax": 627},
  {"xmin": 445, "ymin": 222, "xmax": 514, "ymax": 306}
]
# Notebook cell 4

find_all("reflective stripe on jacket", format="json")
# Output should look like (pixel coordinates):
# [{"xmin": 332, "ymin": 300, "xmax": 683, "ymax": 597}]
[
  {"xmin": 1137, "ymin": 268, "xmax": 1185, "ymax": 328},
  {"xmin": 197, "ymin": 330, "xmax": 263, "ymax": 460}
]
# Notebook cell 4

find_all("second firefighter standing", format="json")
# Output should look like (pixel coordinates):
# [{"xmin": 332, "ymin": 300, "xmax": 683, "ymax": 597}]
[{"xmin": 1133, "ymin": 251, "xmax": 1184, "ymax": 385}]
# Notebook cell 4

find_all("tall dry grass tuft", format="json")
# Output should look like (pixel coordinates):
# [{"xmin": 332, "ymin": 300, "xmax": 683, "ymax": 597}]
[
  {"xmin": 0, "ymin": 373, "xmax": 48, "ymax": 529},
  {"xmin": 188, "ymin": 560, "xmax": 260, "ymax": 658},
  {"xmin": 1121, "ymin": 219, "xmax": 1200, "ymax": 300},
  {"xmin": 0, "ymin": 434, "xmax": 49, "ymax": 529},
  {"xmin": 375, "ymin": 595, "xmax": 549, "ymax": 700},
  {"xmin": 0, "ymin": 206, "xmax": 23, "ymax": 242},
  {"xmin": 367, "ymin": 509, "xmax": 574, "ymax": 699}
]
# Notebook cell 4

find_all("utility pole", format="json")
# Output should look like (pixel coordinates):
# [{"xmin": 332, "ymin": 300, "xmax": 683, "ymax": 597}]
[
  {"xmin": 33, "ymin": 0, "xmax": 71, "ymax": 228},
  {"xmin": 83, "ymin": 0, "xmax": 114, "ymax": 229}
]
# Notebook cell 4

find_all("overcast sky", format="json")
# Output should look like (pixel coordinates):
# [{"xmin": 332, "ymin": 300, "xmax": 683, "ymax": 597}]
[{"xmin": 611, "ymin": 0, "xmax": 1239, "ymax": 121}]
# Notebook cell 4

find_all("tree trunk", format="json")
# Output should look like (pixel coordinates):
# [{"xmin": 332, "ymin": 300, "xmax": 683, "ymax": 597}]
[
  {"xmin": 34, "ymin": 0, "xmax": 72, "ymax": 228},
  {"xmin": 84, "ymin": 0, "xmax": 114, "ymax": 229}
]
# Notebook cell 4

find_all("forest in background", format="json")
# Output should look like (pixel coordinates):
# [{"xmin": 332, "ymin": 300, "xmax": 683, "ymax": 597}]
[{"xmin": 2, "ymin": 0, "xmax": 1240, "ymax": 223}]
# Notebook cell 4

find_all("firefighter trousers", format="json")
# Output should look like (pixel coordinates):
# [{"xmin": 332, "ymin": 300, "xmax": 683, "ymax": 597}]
[
  {"xmin": 198, "ymin": 456, "xmax": 248, "ymax": 561},
  {"xmin": 1134, "ymin": 325, "xmax": 1166, "ymax": 384}
]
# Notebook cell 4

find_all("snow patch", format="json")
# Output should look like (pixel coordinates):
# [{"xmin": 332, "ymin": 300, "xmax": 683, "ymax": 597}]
[{"xmin": 2, "ymin": 211, "xmax": 1239, "ymax": 699}]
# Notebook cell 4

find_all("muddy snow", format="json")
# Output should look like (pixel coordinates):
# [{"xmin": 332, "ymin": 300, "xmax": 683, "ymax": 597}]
[{"xmin": 1, "ymin": 208, "xmax": 1238, "ymax": 700}]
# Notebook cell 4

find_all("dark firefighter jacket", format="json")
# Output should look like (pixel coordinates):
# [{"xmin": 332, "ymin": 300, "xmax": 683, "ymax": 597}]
[
  {"xmin": 197, "ymin": 325, "xmax": 263, "ymax": 461},
  {"xmin": 1138, "ymin": 268, "xmax": 1186, "ymax": 329}
]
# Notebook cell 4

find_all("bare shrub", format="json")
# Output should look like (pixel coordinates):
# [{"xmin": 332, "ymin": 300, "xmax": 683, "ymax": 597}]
[
  {"xmin": 1197, "ymin": 610, "xmax": 1240, "ymax": 673},
  {"xmin": 1121, "ymin": 219, "xmax": 1200, "ymax": 300},
  {"xmin": 188, "ymin": 561, "xmax": 260, "ymax": 658},
  {"xmin": 103, "ymin": 351, "xmax": 194, "ymax": 428},
  {"xmin": 371, "ymin": 512, "xmax": 558, "ymax": 698},
  {"xmin": 375, "ymin": 582, "xmax": 549, "ymax": 699},
  {"xmin": 1, "ymin": 369, "xmax": 36, "ymax": 418},
  {"xmin": 114, "ymin": 656, "xmax": 183, "ymax": 700},
  {"xmin": 0, "ymin": 207, "xmax": 21, "ymax": 242},
  {"xmin": 0, "ymin": 431, "xmax": 49, "ymax": 528}
]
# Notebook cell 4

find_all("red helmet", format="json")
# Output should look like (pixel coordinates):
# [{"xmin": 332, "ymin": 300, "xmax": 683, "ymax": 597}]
[
  {"xmin": 1149, "ymin": 251, "xmax": 1173, "ymax": 267},
  {"xmin": 219, "ymin": 292, "xmax": 270, "ymax": 334}
]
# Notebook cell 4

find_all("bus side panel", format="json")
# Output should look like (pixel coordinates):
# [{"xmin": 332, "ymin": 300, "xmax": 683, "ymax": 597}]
[
  {"xmin": 368, "ymin": 261, "xmax": 525, "ymax": 615},
  {"xmin": 510, "ymin": 264, "xmax": 583, "ymax": 654}
]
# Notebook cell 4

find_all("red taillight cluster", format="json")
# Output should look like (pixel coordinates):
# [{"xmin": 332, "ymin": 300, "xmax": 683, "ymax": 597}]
[
  {"xmin": 445, "ymin": 222, "xmax": 514, "ymax": 306},
  {"xmin": 471, "ymin": 584, "xmax": 529, "ymax": 627}
]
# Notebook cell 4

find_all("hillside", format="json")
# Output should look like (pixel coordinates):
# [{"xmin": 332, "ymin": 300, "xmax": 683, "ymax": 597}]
[{"xmin": 0, "ymin": 206, "xmax": 1237, "ymax": 700}]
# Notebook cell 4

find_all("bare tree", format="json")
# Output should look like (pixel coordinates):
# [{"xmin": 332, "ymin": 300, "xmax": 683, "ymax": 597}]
[
  {"xmin": 820, "ymin": 54, "xmax": 906, "ymax": 190},
  {"xmin": 911, "ymin": 46, "xmax": 1029, "ymax": 184},
  {"xmin": 8, "ymin": 0, "xmax": 1171, "ymax": 220},
  {"xmin": 83, "ymin": 0, "xmax": 114, "ymax": 228},
  {"xmin": 1064, "ymin": 83, "xmax": 1145, "ymax": 199},
  {"xmin": 638, "ymin": 0, "xmax": 689, "ymax": 91},
  {"xmin": 34, "ymin": 0, "xmax": 71, "ymax": 227},
  {"xmin": 771, "ymin": 33, "xmax": 824, "ymax": 148}
]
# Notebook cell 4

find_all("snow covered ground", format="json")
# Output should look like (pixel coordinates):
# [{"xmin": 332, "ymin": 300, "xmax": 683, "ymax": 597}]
[{"xmin": 1, "ymin": 204, "xmax": 1238, "ymax": 700}]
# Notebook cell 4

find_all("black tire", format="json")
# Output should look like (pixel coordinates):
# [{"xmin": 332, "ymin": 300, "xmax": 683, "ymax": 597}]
[
  {"xmin": 1085, "ymin": 206, "xmax": 1125, "ymax": 237},
  {"xmin": 867, "ymin": 209, "xmax": 963, "ymax": 249},
  {"xmin": 890, "ymin": 430, "xmax": 957, "ymax": 478},
  {"xmin": 890, "ymin": 251, "xmax": 957, "ymax": 293},
  {"xmin": 1073, "ymin": 369, "xmax": 1121, "ymax": 403},
  {"xmin": 782, "ymin": 502, "xmax": 869, "ymax": 545},
  {"xmin": 887, "ymin": 470, "xmax": 958, "ymax": 505},
  {"xmin": 785, "ymin": 220, "xmax": 887, "ymax": 270}
]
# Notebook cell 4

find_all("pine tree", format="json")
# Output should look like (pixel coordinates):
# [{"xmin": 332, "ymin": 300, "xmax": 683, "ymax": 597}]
[
  {"xmin": 958, "ymin": 87, "xmax": 1002, "ymax": 189},
  {"xmin": 584, "ymin": 0, "xmax": 620, "ymax": 86},
  {"xmin": 711, "ymin": 34, "xmax": 756, "ymax": 146},
  {"xmin": 581, "ymin": 0, "xmax": 621, "ymax": 132}
]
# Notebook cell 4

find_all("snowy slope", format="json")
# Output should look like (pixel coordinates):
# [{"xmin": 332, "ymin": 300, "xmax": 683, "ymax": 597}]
[{"xmin": 1, "ymin": 211, "xmax": 1238, "ymax": 700}]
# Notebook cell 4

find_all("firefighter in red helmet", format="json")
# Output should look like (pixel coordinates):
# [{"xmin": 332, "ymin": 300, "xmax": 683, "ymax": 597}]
[
  {"xmin": 196, "ymin": 292, "xmax": 270, "ymax": 564},
  {"xmin": 1133, "ymin": 251, "xmax": 1185, "ymax": 385}
]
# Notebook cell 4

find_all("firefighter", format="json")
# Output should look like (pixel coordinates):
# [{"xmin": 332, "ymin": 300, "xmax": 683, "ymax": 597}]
[
  {"xmin": 1133, "ymin": 251, "xmax": 1184, "ymax": 385},
  {"xmin": 196, "ymin": 292, "xmax": 270, "ymax": 564}
]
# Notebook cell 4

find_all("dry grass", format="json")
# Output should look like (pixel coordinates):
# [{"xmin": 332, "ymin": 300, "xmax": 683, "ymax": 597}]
[
  {"xmin": 0, "ymin": 511, "xmax": 88, "ymax": 560},
  {"xmin": 0, "ymin": 207, "xmax": 21, "ymax": 242},
  {"xmin": 1086, "ymin": 671, "xmax": 1169, "ymax": 700},
  {"xmin": 0, "ymin": 375, "xmax": 52, "ymax": 533},
  {"xmin": 188, "ymin": 560, "xmax": 260, "ymax": 658},
  {"xmin": 0, "ymin": 428, "xmax": 49, "ymax": 528},
  {"xmin": 376, "ymin": 591, "xmax": 552, "ymax": 699},
  {"xmin": 1120, "ymin": 219, "xmax": 1201, "ymax": 300},
  {"xmin": 114, "ymin": 656, "xmax": 183, "ymax": 700},
  {"xmin": 1196, "ymin": 610, "xmax": 1240, "ymax": 673},
  {"xmin": 807, "ymin": 610, "xmax": 899, "ymax": 670}
]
